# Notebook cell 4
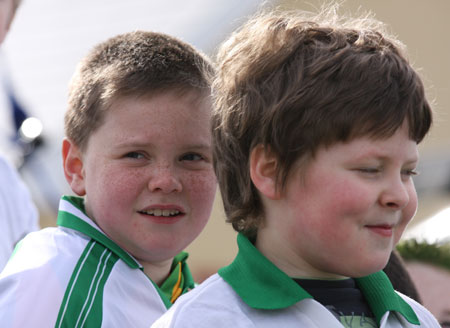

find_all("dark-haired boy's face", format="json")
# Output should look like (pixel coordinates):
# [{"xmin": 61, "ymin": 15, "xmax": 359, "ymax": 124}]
[
  {"xmin": 257, "ymin": 123, "xmax": 419, "ymax": 278},
  {"xmin": 70, "ymin": 90, "xmax": 216, "ymax": 268}
]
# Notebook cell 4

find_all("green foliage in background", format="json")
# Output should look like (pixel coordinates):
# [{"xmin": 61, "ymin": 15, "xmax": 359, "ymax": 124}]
[{"xmin": 396, "ymin": 239, "xmax": 450, "ymax": 272}]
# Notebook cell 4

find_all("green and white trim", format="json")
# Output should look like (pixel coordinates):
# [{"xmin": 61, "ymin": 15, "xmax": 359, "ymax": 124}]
[
  {"xmin": 219, "ymin": 234, "xmax": 419, "ymax": 325},
  {"xmin": 55, "ymin": 239, "xmax": 119, "ymax": 328}
]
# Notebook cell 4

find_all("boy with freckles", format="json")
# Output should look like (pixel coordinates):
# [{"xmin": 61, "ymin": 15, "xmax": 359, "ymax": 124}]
[
  {"xmin": 0, "ymin": 31, "xmax": 217, "ymax": 327},
  {"xmin": 152, "ymin": 8, "xmax": 440, "ymax": 328}
]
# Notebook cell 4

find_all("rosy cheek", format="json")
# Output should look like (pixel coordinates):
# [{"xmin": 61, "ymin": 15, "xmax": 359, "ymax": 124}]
[
  {"xmin": 184, "ymin": 171, "xmax": 217, "ymax": 201},
  {"xmin": 326, "ymin": 180, "xmax": 372, "ymax": 216},
  {"xmin": 96, "ymin": 167, "xmax": 140, "ymax": 203},
  {"xmin": 336, "ymin": 184, "xmax": 372, "ymax": 216},
  {"xmin": 314, "ymin": 219, "xmax": 351, "ymax": 244},
  {"xmin": 110, "ymin": 167, "xmax": 145, "ymax": 194}
]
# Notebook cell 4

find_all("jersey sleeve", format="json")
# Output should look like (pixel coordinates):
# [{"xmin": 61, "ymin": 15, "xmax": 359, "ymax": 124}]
[{"xmin": 0, "ymin": 231, "xmax": 69, "ymax": 327}]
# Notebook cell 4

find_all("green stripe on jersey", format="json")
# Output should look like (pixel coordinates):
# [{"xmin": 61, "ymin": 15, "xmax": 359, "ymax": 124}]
[{"xmin": 55, "ymin": 240, "xmax": 119, "ymax": 328}]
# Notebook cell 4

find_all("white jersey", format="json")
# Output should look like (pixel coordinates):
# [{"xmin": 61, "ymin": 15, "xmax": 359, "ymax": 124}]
[
  {"xmin": 0, "ymin": 195, "xmax": 194, "ymax": 328},
  {"xmin": 0, "ymin": 156, "xmax": 39, "ymax": 271},
  {"xmin": 152, "ymin": 234, "xmax": 441, "ymax": 328}
]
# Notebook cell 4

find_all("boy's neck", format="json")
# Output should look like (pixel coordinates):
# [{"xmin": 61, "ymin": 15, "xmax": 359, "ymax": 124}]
[
  {"xmin": 255, "ymin": 228, "xmax": 348, "ymax": 280},
  {"xmin": 141, "ymin": 258, "xmax": 173, "ymax": 286}
]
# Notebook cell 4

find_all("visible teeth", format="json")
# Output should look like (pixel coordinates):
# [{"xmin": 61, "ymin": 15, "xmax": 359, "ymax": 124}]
[{"xmin": 142, "ymin": 209, "xmax": 180, "ymax": 217}]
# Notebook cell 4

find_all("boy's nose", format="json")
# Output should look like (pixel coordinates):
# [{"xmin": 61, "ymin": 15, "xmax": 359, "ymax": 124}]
[
  {"xmin": 379, "ymin": 177, "xmax": 412, "ymax": 210},
  {"xmin": 148, "ymin": 164, "xmax": 182, "ymax": 193}
]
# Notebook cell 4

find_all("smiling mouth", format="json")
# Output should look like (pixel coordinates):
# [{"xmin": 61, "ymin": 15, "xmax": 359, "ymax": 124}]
[
  {"xmin": 138, "ymin": 209, "xmax": 182, "ymax": 217},
  {"xmin": 366, "ymin": 224, "xmax": 394, "ymax": 237}
]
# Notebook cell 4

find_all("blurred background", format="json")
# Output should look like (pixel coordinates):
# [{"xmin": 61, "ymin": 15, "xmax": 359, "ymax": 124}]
[{"xmin": 1, "ymin": 0, "xmax": 449, "ymax": 282}]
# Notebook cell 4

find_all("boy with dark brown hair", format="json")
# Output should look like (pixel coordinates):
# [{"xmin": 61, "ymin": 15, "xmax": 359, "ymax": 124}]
[{"xmin": 152, "ymin": 7, "xmax": 439, "ymax": 328}]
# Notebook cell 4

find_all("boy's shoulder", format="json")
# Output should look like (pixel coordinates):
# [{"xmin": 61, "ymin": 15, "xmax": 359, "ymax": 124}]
[
  {"xmin": 395, "ymin": 292, "xmax": 442, "ymax": 327},
  {"xmin": 152, "ymin": 272, "xmax": 348, "ymax": 328},
  {"xmin": 153, "ymin": 273, "xmax": 441, "ymax": 328},
  {"xmin": 0, "ymin": 220, "xmax": 169, "ymax": 327},
  {"xmin": 0, "ymin": 227, "xmax": 94, "ymax": 326},
  {"xmin": 2, "ymin": 225, "xmax": 90, "ymax": 275},
  {"xmin": 153, "ymin": 236, "xmax": 441, "ymax": 328},
  {"xmin": 171, "ymin": 274, "xmax": 240, "ymax": 310},
  {"xmin": 152, "ymin": 273, "xmax": 255, "ymax": 328}
]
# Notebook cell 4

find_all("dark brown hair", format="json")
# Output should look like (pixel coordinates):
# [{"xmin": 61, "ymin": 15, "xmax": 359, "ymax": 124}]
[{"xmin": 212, "ymin": 8, "xmax": 432, "ymax": 237}]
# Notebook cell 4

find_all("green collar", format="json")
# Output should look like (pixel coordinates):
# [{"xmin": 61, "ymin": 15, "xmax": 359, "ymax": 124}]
[
  {"xmin": 160, "ymin": 252, "xmax": 195, "ymax": 303},
  {"xmin": 219, "ymin": 233, "xmax": 419, "ymax": 325},
  {"xmin": 58, "ymin": 195, "xmax": 195, "ymax": 308}
]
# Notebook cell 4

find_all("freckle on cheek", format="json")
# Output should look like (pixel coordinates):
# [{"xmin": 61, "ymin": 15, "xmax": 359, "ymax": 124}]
[{"xmin": 188, "ymin": 174, "xmax": 215, "ymax": 190}]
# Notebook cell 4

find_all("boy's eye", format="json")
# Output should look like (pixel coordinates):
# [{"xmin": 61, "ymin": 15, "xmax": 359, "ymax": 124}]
[
  {"xmin": 125, "ymin": 152, "xmax": 145, "ymax": 159},
  {"xmin": 180, "ymin": 153, "xmax": 203, "ymax": 161},
  {"xmin": 357, "ymin": 167, "xmax": 380, "ymax": 174},
  {"xmin": 402, "ymin": 169, "xmax": 419, "ymax": 177}
]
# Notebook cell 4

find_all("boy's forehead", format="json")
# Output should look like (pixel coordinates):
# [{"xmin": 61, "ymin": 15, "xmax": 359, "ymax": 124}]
[
  {"xmin": 95, "ymin": 89, "xmax": 206, "ymax": 131},
  {"xmin": 324, "ymin": 131, "xmax": 418, "ymax": 160},
  {"xmin": 100, "ymin": 89, "xmax": 211, "ymax": 134},
  {"xmin": 79, "ymin": 88, "xmax": 209, "ymax": 151},
  {"xmin": 111, "ymin": 87, "xmax": 210, "ymax": 109}
]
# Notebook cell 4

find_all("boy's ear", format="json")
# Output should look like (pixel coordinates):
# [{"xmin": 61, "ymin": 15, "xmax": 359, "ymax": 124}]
[
  {"xmin": 62, "ymin": 138, "xmax": 86, "ymax": 196},
  {"xmin": 250, "ymin": 144, "xmax": 281, "ymax": 200}
]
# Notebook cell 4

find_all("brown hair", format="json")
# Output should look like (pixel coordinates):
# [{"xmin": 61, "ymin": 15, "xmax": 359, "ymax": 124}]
[
  {"xmin": 65, "ymin": 31, "xmax": 214, "ymax": 151},
  {"xmin": 212, "ymin": 8, "xmax": 432, "ymax": 238}
]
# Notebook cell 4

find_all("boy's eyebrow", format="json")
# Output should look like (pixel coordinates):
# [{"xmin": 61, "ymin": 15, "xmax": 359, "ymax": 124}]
[
  {"xmin": 114, "ymin": 141, "xmax": 212, "ymax": 151},
  {"xmin": 344, "ymin": 143, "xmax": 419, "ymax": 161},
  {"xmin": 183, "ymin": 144, "xmax": 212, "ymax": 151},
  {"xmin": 174, "ymin": 143, "xmax": 212, "ymax": 153},
  {"xmin": 351, "ymin": 152, "xmax": 419, "ymax": 164}
]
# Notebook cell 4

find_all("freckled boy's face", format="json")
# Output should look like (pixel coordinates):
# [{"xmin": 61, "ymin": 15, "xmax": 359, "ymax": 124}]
[
  {"xmin": 78, "ymin": 90, "xmax": 217, "ymax": 264},
  {"xmin": 259, "ymin": 123, "xmax": 419, "ymax": 278}
]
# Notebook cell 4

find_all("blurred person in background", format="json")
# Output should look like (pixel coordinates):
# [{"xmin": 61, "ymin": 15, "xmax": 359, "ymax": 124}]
[
  {"xmin": 0, "ymin": 0, "xmax": 39, "ymax": 272},
  {"xmin": 383, "ymin": 251, "xmax": 422, "ymax": 304},
  {"xmin": 397, "ymin": 207, "xmax": 450, "ymax": 327}
]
